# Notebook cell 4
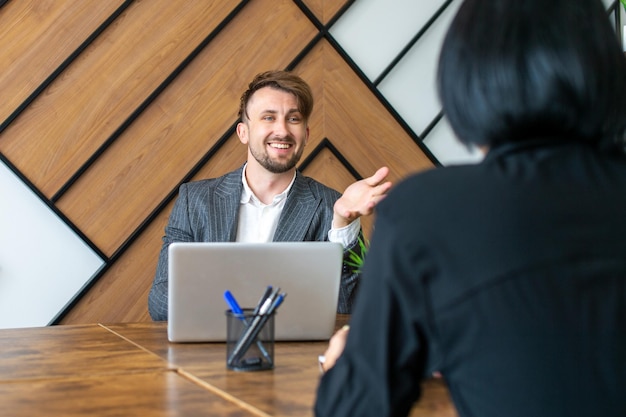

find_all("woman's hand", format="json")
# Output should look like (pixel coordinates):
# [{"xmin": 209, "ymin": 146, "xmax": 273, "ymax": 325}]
[{"xmin": 319, "ymin": 325, "xmax": 350, "ymax": 373}]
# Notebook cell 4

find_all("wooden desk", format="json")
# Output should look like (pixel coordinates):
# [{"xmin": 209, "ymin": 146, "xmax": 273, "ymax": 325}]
[
  {"xmin": 0, "ymin": 324, "xmax": 257, "ymax": 416},
  {"xmin": 104, "ymin": 322, "xmax": 457, "ymax": 417},
  {"xmin": 0, "ymin": 324, "xmax": 169, "ymax": 380},
  {"xmin": 104, "ymin": 322, "xmax": 328, "ymax": 416},
  {"xmin": 0, "ymin": 322, "xmax": 457, "ymax": 416}
]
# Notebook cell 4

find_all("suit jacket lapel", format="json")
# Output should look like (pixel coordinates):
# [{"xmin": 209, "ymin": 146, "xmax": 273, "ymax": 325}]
[
  {"xmin": 274, "ymin": 172, "xmax": 320, "ymax": 241},
  {"xmin": 211, "ymin": 166, "xmax": 244, "ymax": 242}
]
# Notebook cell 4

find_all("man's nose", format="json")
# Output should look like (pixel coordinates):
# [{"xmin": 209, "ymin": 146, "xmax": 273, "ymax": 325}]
[{"xmin": 273, "ymin": 118, "xmax": 289, "ymax": 137}]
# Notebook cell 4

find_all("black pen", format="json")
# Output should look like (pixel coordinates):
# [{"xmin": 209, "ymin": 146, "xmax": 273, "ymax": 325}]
[
  {"xmin": 227, "ymin": 289, "xmax": 284, "ymax": 367},
  {"xmin": 255, "ymin": 292, "xmax": 286, "ymax": 333},
  {"xmin": 252, "ymin": 285, "xmax": 273, "ymax": 316}
]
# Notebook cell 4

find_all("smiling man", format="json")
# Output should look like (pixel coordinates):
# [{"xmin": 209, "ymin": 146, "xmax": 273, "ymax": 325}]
[{"xmin": 148, "ymin": 70, "xmax": 391, "ymax": 321}]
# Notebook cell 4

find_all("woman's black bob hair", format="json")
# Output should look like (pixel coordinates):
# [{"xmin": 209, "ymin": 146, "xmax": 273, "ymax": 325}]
[{"xmin": 437, "ymin": 0, "xmax": 626, "ymax": 150}]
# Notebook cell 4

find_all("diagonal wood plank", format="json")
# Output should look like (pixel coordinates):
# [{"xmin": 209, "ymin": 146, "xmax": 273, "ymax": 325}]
[
  {"xmin": 0, "ymin": 0, "xmax": 242, "ymax": 197},
  {"xmin": 0, "ymin": 0, "xmax": 126, "ymax": 127}
]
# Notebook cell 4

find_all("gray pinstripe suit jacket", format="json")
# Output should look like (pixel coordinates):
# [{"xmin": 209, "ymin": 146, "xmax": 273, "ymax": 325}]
[{"xmin": 148, "ymin": 165, "xmax": 361, "ymax": 321}]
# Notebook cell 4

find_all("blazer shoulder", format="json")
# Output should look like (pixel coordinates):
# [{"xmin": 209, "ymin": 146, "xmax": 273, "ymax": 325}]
[{"xmin": 180, "ymin": 168, "xmax": 243, "ymax": 196}]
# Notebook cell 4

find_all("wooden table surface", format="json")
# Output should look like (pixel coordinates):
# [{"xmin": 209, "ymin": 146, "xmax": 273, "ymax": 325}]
[
  {"xmin": 0, "ymin": 324, "xmax": 256, "ymax": 416},
  {"xmin": 0, "ymin": 321, "xmax": 457, "ymax": 416},
  {"xmin": 105, "ymin": 322, "xmax": 329, "ymax": 417}
]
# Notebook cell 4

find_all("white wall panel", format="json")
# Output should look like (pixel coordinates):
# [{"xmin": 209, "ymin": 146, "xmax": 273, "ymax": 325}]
[
  {"xmin": 377, "ymin": 0, "xmax": 460, "ymax": 136},
  {"xmin": 0, "ymin": 161, "xmax": 104, "ymax": 329},
  {"xmin": 424, "ymin": 117, "xmax": 484, "ymax": 165},
  {"xmin": 331, "ymin": 0, "xmax": 450, "ymax": 81}
]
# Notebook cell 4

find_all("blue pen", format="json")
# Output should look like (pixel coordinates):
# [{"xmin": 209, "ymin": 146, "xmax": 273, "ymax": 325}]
[
  {"xmin": 269, "ymin": 292, "xmax": 286, "ymax": 312},
  {"xmin": 224, "ymin": 290, "xmax": 244, "ymax": 316}
]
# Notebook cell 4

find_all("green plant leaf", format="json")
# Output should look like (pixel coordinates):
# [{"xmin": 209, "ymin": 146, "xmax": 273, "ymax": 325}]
[{"xmin": 344, "ymin": 235, "xmax": 369, "ymax": 273}]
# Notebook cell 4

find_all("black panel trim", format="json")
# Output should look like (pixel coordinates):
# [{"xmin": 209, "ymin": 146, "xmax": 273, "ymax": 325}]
[{"xmin": 421, "ymin": 110, "xmax": 444, "ymax": 141}]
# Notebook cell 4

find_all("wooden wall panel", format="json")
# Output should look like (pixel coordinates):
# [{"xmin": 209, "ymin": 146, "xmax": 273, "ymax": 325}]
[
  {"xmin": 0, "ymin": 0, "xmax": 241, "ymax": 197},
  {"xmin": 0, "ymin": 0, "xmax": 125, "ymax": 125},
  {"xmin": 0, "ymin": 0, "xmax": 436, "ymax": 324},
  {"xmin": 189, "ymin": 134, "xmax": 249, "ymax": 184}
]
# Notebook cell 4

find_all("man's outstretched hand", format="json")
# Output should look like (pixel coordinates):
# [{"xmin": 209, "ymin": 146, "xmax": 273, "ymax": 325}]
[{"xmin": 333, "ymin": 166, "xmax": 392, "ymax": 229}]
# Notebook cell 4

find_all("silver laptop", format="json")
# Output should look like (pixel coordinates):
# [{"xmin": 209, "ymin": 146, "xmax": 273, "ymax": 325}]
[{"xmin": 167, "ymin": 241, "xmax": 343, "ymax": 342}]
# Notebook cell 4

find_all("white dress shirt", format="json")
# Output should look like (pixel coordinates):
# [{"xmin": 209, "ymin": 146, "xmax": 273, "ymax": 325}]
[{"xmin": 236, "ymin": 165, "xmax": 359, "ymax": 246}]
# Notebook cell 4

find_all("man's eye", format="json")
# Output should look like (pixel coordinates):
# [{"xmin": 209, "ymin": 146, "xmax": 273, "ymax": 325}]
[
  {"xmin": 288, "ymin": 117, "xmax": 302, "ymax": 123},
  {"xmin": 263, "ymin": 116, "xmax": 274, "ymax": 121}
]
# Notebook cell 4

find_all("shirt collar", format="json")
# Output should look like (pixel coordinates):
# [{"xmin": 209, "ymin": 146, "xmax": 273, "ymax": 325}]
[{"xmin": 240, "ymin": 164, "xmax": 297, "ymax": 205}]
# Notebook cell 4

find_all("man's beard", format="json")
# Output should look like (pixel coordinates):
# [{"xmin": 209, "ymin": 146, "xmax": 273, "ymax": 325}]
[{"xmin": 250, "ymin": 143, "xmax": 303, "ymax": 174}]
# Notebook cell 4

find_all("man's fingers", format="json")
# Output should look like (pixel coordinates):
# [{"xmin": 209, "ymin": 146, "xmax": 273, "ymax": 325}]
[{"xmin": 366, "ymin": 166, "xmax": 390, "ymax": 185}]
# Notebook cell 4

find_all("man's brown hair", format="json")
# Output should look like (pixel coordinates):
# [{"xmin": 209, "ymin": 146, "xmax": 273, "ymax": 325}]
[{"xmin": 238, "ymin": 70, "xmax": 314, "ymax": 123}]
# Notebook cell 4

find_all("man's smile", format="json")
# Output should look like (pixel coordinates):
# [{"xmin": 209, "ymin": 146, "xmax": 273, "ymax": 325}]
[{"xmin": 268, "ymin": 142, "xmax": 292, "ymax": 149}]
